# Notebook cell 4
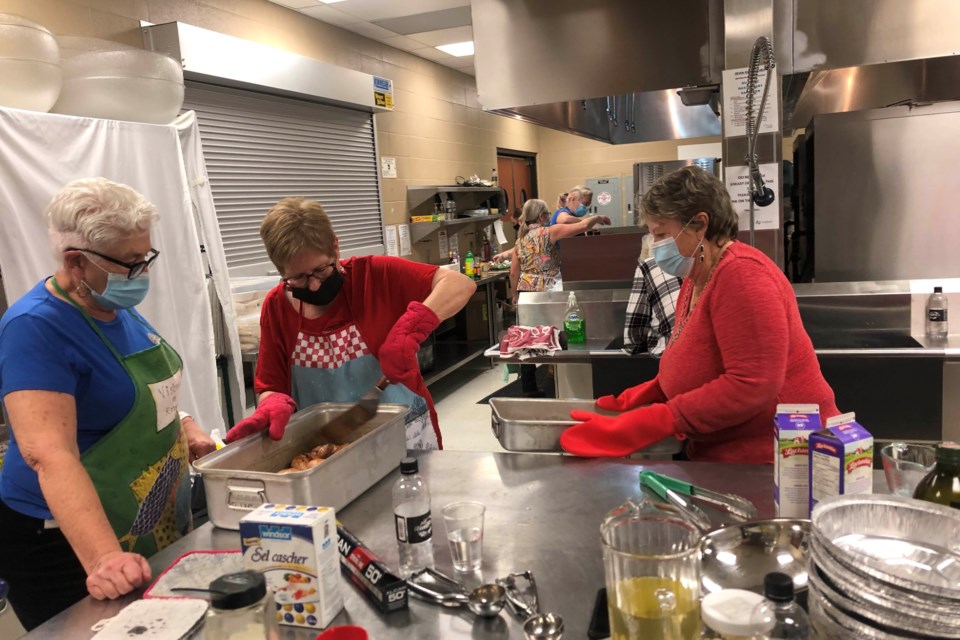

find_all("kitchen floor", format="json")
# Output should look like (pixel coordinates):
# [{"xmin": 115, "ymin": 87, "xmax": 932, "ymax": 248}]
[{"xmin": 428, "ymin": 356, "xmax": 511, "ymax": 453}]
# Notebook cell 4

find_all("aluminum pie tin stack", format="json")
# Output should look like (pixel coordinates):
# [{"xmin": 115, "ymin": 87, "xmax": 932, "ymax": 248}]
[{"xmin": 808, "ymin": 494, "xmax": 960, "ymax": 639}]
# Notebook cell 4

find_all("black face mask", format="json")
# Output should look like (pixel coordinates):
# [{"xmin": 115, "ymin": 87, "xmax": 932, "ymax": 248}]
[{"xmin": 290, "ymin": 268, "xmax": 343, "ymax": 306}]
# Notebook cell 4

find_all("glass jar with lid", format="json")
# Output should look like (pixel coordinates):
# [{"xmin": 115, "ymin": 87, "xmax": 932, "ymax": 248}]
[{"xmin": 205, "ymin": 570, "xmax": 280, "ymax": 640}]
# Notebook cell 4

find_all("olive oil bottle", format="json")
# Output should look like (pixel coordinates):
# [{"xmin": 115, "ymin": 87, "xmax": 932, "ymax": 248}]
[{"xmin": 912, "ymin": 442, "xmax": 960, "ymax": 509}]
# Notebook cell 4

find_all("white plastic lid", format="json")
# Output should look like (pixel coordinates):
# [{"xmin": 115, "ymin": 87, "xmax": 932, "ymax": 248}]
[{"xmin": 701, "ymin": 589, "xmax": 775, "ymax": 636}]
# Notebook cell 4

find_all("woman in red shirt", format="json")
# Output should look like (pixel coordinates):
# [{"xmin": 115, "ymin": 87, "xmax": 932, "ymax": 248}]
[{"xmin": 561, "ymin": 166, "xmax": 839, "ymax": 463}]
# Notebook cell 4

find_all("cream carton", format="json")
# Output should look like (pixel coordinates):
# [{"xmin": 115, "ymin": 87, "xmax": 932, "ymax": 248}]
[
  {"xmin": 774, "ymin": 404, "xmax": 821, "ymax": 518},
  {"xmin": 240, "ymin": 504, "xmax": 343, "ymax": 630},
  {"xmin": 809, "ymin": 413, "xmax": 874, "ymax": 513}
]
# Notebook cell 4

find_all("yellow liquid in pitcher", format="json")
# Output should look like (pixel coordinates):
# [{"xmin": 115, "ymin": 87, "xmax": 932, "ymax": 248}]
[{"xmin": 609, "ymin": 577, "xmax": 700, "ymax": 640}]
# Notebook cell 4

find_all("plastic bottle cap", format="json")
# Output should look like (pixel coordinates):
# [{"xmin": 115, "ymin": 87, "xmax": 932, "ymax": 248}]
[
  {"xmin": 400, "ymin": 457, "xmax": 419, "ymax": 475},
  {"xmin": 209, "ymin": 570, "xmax": 266, "ymax": 610},
  {"xmin": 934, "ymin": 286, "xmax": 942, "ymax": 293},
  {"xmin": 702, "ymin": 589, "xmax": 775, "ymax": 636},
  {"xmin": 763, "ymin": 571, "xmax": 795, "ymax": 601}
]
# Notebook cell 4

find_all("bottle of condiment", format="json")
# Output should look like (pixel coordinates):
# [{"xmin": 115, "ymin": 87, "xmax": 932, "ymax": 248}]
[
  {"xmin": 913, "ymin": 442, "xmax": 960, "ymax": 509},
  {"xmin": 464, "ymin": 248, "xmax": 475, "ymax": 278},
  {"xmin": 563, "ymin": 291, "xmax": 586, "ymax": 343},
  {"xmin": 205, "ymin": 570, "xmax": 279, "ymax": 640},
  {"xmin": 764, "ymin": 572, "xmax": 811, "ymax": 639},
  {"xmin": 925, "ymin": 286, "xmax": 948, "ymax": 340},
  {"xmin": 481, "ymin": 237, "xmax": 493, "ymax": 263},
  {"xmin": 393, "ymin": 457, "xmax": 435, "ymax": 576}
]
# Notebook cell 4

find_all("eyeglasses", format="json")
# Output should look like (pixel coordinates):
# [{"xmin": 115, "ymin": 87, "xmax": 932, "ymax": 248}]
[
  {"xmin": 67, "ymin": 247, "xmax": 160, "ymax": 279},
  {"xmin": 282, "ymin": 263, "xmax": 336, "ymax": 288}
]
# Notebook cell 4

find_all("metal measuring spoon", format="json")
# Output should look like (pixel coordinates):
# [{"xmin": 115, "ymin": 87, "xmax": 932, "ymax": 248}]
[
  {"xmin": 407, "ymin": 569, "xmax": 506, "ymax": 619},
  {"xmin": 496, "ymin": 571, "xmax": 564, "ymax": 640}
]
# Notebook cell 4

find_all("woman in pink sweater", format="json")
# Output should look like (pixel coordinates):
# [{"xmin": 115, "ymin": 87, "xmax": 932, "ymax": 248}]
[{"xmin": 560, "ymin": 166, "xmax": 839, "ymax": 463}]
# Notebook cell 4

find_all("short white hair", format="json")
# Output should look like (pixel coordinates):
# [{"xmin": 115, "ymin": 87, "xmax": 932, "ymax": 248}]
[{"xmin": 46, "ymin": 178, "xmax": 159, "ymax": 261}]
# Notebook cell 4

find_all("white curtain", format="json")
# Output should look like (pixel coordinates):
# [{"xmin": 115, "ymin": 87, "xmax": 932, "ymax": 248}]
[{"xmin": 0, "ymin": 106, "xmax": 244, "ymax": 434}]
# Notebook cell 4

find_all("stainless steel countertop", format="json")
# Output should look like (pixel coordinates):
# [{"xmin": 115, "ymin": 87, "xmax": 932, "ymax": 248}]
[{"xmin": 27, "ymin": 452, "xmax": 791, "ymax": 640}]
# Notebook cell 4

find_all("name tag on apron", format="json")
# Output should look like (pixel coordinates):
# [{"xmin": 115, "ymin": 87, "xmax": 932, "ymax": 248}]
[{"xmin": 148, "ymin": 369, "xmax": 182, "ymax": 431}]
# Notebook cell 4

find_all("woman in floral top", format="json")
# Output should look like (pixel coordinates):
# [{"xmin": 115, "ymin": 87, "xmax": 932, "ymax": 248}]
[{"xmin": 510, "ymin": 198, "xmax": 607, "ymax": 395}]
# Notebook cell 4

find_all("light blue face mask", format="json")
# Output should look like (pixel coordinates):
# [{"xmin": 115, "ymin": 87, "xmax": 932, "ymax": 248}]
[
  {"xmin": 85, "ymin": 267, "xmax": 150, "ymax": 310},
  {"xmin": 650, "ymin": 219, "xmax": 702, "ymax": 278},
  {"xmin": 574, "ymin": 203, "xmax": 589, "ymax": 217}
]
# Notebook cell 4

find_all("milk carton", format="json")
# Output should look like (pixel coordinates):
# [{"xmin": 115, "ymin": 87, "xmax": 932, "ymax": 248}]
[
  {"xmin": 774, "ymin": 404, "xmax": 821, "ymax": 518},
  {"xmin": 809, "ymin": 413, "xmax": 874, "ymax": 513},
  {"xmin": 240, "ymin": 504, "xmax": 344, "ymax": 630}
]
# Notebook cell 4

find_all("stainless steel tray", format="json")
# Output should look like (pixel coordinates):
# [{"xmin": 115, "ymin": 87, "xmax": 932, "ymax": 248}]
[
  {"xmin": 194, "ymin": 403, "xmax": 408, "ymax": 530},
  {"xmin": 489, "ymin": 398, "xmax": 682, "ymax": 457}
]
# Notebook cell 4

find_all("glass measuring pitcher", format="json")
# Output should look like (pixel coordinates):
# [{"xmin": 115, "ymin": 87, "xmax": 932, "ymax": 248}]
[{"xmin": 600, "ymin": 498, "xmax": 702, "ymax": 640}]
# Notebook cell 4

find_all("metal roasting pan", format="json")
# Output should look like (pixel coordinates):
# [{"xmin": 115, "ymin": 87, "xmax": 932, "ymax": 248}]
[
  {"xmin": 489, "ymin": 397, "xmax": 682, "ymax": 457},
  {"xmin": 193, "ymin": 402, "xmax": 408, "ymax": 530}
]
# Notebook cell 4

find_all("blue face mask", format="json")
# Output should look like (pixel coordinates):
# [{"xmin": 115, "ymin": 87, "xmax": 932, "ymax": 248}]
[
  {"xmin": 574, "ymin": 204, "xmax": 589, "ymax": 217},
  {"xmin": 85, "ymin": 269, "xmax": 150, "ymax": 310},
  {"xmin": 651, "ymin": 220, "xmax": 702, "ymax": 278}
]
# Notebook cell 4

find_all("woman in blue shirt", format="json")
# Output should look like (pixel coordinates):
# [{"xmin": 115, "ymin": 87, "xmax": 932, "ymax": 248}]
[{"xmin": 0, "ymin": 178, "xmax": 215, "ymax": 629}]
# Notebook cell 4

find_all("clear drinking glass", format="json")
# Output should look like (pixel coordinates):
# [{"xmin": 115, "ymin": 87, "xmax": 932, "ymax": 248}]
[
  {"xmin": 600, "ymin": 498, "xmax": 702, "ymax": 640},
  {"xmin": 441, "ymin": 501, "xmax": 485, "ymax": 573}
]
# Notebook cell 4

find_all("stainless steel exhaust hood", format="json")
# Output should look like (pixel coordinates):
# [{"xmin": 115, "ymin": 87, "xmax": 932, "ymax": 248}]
[
  {"xmin": 473, "ymin": 0, "xmax": 960, "ymax": 143},
  {"xmin": 472, "ymin": 0, "xmax": 723, "ymax": 144}
]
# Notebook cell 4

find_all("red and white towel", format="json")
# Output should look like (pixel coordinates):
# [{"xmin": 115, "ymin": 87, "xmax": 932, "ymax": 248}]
[{"xmin": 499, "ymin": 325, "xmax": 562, "ymax": 360}]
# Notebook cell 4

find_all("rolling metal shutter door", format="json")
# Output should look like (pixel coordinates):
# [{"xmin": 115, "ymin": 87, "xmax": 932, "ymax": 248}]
[{"xmin": 183, "ymin": 82, "xmax": 384, "ymax": 275}]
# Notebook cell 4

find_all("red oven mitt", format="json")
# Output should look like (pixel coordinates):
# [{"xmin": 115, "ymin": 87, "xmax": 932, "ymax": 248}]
[
  {"xmin": 560, "ymin": 403, "xmax": 680, "ymax": 457},
  {"xmin": 225, "ymin": 392, "xmax": 297, "ymax": 443},
  {"xmin": 595, "ymin": 377, "xmax": 667, "ymax": 412},
  {"xmin": 378, "ymin": 301, "xmax": 440, "ymax": 390}
]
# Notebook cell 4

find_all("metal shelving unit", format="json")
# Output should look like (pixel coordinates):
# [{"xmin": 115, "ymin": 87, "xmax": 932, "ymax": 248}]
[{"xmin": 410, "ymin": 215, "xmax": 501, "ymax": 243}]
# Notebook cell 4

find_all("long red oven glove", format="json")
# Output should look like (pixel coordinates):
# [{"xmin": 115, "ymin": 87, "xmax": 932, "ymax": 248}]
[
  {"xmin": 595, "ymin": 377, "xmax": 667, "ymax": 412},
  {"xmin": 560, "ymin": 403, "xmax": 679, "ymax": 457},
  {"xmin": 225, "ymin": 392, "xmax": 297, "ymax": 443},
  {"xmin": 378, "ymin": 301, "xmax": 441, "ymax": 390}
]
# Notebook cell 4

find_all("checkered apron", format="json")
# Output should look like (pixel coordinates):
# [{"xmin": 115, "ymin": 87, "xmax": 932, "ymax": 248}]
[{"xmin": 289, "ymin": 318, "xmax": 437, "ymax": 450}]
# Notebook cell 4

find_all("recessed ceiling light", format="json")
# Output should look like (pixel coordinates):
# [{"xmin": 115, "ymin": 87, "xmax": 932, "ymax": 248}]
[
  {"xmin": 436, "ymin": 41, "xmax": 474, "ymax": 57},
  {"xmin": 317, "ymin": 0, "xmax": 347, "ymax": 4}
]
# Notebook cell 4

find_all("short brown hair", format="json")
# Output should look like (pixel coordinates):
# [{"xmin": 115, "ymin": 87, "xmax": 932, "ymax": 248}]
[
  {"xmin": 260, "ymin": 197, "xmax": 336, "ymax": 270},
  {"xmin": 640, "ymin": 166, "xmax": 739, "ymax": 241}
]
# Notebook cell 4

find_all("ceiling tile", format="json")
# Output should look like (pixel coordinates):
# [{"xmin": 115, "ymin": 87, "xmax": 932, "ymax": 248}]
[
  {"xmin": 299, "ymin": 4, "xmax": 358, "ymax": 26},
  {"xmin": 339, "ymin": 21, "xmax": 399, "ymax": 40},
  {"xmin": 267, "ymin": 0, "xmax": 322, "ymax": 9},
  {"xmin": 373, "ymin": 6, "xmax": 471, "ymax": 36},
  {"xmin": 406, "ymin": 25, "xmax": 473, "ymax": 47},
  {"xmin": 329, "ymin": 0, "xmax": 469, "ymax": 23},
  {"xmin": 381, "ymin": 35, "xmax": 426, "ymax": 53},
  {"xmin": 449, "ymin": 54, "xmax": 474, "ymax": 67},
  {"xmin": 411, "ymin": 46, "xmax": 454, "ymax": 62}
]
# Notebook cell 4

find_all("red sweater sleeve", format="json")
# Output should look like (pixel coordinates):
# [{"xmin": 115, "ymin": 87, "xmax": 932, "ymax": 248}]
[
  {"xmin": 352, "ymin": 256, "xmax": 438, "ymax": 354},
  {"xmin": 667, "ymin": 257, "xmax": 790, "ymax": 435}
]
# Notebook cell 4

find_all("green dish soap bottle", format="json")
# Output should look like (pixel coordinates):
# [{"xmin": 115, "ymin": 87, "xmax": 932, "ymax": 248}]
[
  {"xmin": 563, "ymin": 291, "xmax": 586, "ymax": 343},
  {"xmin": 464, "ymin": 247, "xmax": 475, "ymax": 278}
]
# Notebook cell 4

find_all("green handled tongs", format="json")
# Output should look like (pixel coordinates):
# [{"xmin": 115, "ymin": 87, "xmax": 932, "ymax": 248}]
[{"xmin": 639, "ymin": 471, "xmax": 758, "ymax": 528}]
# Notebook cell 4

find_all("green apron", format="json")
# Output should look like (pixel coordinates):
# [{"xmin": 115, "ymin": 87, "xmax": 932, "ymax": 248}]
[{"xmin": 52, "ymin": 278, "xmax": 191, "ymax": 557}]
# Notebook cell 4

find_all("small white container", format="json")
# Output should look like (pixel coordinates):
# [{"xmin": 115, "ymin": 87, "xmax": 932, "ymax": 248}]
[
  {"xmin": 0, "ymin": 13, "xmax": 61, "ymax": 112},
  {"xmin": 702, "ymin": 589, "xmax": 775, "ymax": 639}
]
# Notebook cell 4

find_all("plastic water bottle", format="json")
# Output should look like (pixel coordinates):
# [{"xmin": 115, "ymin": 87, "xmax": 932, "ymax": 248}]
[
  {"xmin": 764, "ymin": 572, "xmax": 810, "ymax": 639},
  {"xmin": 926, "ymin": 286, "xmax": 948, "ymax": 340},
  {"xmin": 393, "ymin": 457, "xmax": 434, "ymax": 576},
  {"xmin": 563, "ymin": 291, "xmax": 586, "ymax": 343}
]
